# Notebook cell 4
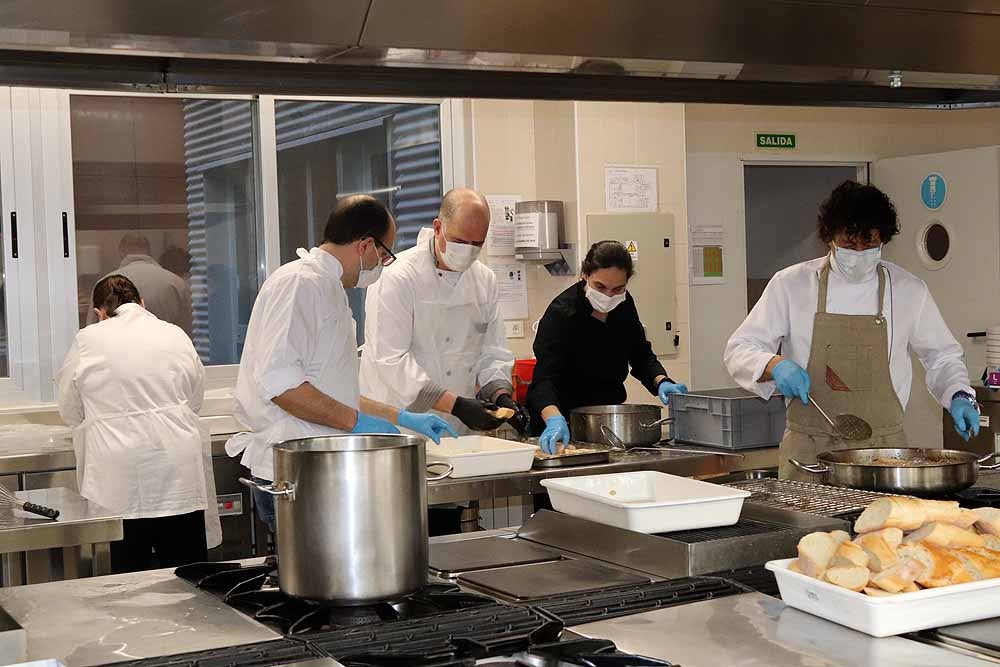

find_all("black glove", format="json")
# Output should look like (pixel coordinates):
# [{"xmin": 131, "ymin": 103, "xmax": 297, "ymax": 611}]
[
  {"xmin": 496, "ymin": 393, "xmax": 530, "ymax": 435},
  {"xmin": 451, "ymin": 396, "xmax": 506, "ymax": 431}
]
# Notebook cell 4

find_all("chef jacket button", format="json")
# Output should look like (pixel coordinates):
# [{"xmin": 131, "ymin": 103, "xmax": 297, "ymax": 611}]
[
  {"xmin": 445, "ymin": 337, "xmax": 451, "ymax": 343},
  {"xmin": 446, "ymin": 371, "xmax": 452, "ymax": 377}
]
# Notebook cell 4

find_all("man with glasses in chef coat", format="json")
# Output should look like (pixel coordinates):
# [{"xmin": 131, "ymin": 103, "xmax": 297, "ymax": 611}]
[
  {"xmin": 360, "ymin": 189, "xmax": 527, "ymax": 439},
  {"xmin": 227, "ymin": 195, "xmax": 457, "ymax": 537},
  {"xmin": 724, "ymin": 181, "xmax": 978, "ymax": 481}
]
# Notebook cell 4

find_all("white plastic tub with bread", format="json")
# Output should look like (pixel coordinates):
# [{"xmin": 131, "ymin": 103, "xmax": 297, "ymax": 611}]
[{"xmin": 766, "ymin": 496, "xmax": 1000, "ymax": 636}]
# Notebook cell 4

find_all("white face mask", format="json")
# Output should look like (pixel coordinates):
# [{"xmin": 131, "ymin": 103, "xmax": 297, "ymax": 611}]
[
  {"xmin": 356, "ymin": 245, "xmax": 384, "ymax": 288},
  {"xmin": 441, "ymin": 238, "xmax": 481, "ymax": 272},
  {"xmin": 585, "ymin": 284, "xmax": 626, "ymax": 313},
  {"xmin": 832, "ymin": 245, "xmax": 882, "ymax": 283}
]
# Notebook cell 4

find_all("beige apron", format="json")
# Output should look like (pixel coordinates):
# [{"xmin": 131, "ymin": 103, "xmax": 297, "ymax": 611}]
[{"xmin": 780, "ymin": 259, "xmax": 906, "ymax": 481}]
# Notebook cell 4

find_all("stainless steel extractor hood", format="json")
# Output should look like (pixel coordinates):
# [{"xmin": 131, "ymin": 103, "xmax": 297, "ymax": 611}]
[{"xmin": 2, "ymin": 1, "xmax": 1000, "ymax": 107}]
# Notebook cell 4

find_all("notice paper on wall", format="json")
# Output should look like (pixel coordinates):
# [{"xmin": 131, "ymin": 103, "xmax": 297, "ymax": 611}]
[
  {"xmin": 485, "ymin": 194, "xmax": 520, "ymax": 256},
  {"xmin": 492, "ymin": 260, "xmax": 529, "ymax": 320},
  {"xmin": 690, "ymin": 225, "xmax": 726, "ymax": 285},
  {"xmin": 605, "ymin": 166, "xmax": 658, "ymax": 213}
]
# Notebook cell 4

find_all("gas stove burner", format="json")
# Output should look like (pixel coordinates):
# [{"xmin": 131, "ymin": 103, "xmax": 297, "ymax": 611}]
[
  {"xmin": 472, "ymin": 639, "xmax": 675, "ymax": 666},
  {"xmin": 952, "ymin": 486, "xmax": 1000, "ymax": 508}
]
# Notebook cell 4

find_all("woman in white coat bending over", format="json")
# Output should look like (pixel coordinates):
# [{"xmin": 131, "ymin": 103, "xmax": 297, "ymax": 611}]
[{"xmin": 56, "ymin": 274, "xmax": 208, "ymax": 572}]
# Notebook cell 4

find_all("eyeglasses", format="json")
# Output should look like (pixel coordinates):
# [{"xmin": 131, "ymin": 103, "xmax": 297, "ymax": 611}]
[{"xmin": 370, "ymin": 236, "xmax": 397, "ymax": 266}]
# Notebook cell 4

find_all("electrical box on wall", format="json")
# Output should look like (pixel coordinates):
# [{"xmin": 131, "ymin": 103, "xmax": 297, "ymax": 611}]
[{"xmin": 585, "ymin": 214, "xmax": 677, "ymax": 355}]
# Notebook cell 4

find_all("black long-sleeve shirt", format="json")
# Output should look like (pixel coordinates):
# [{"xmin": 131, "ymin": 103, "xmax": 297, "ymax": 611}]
[{"xmin": 526, "ymin": 281, "xmax": 670, "ymax": 434}]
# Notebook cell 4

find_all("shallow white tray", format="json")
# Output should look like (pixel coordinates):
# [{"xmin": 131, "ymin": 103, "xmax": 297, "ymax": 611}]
[
  {"xmin": 540, "ymin": 471, "xmax": 750, "ymax": 534},
  {"xmin": 426, "ymin": 435, "xmax": 537, "ymax": 479},
  {"xmin": 766, "ymin": 557, "xmax": 1000, "ymax": 637}
]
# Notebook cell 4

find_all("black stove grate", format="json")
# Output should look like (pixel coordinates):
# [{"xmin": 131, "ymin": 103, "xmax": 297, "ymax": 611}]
[
  {"xmin": 102, "ymin": 639, "xmax": 323, "ymax": 667},
  {"xmin": 659, "ymin": 517, "xmax": 789, "ymax": 543},
  {"xmin": 306, "ymin": 603, "xmax": 561, "ymax": 661},
  {"xmin": 527, "ymin": 577, "xmax": 746, "ymax": 627},
  {"xmin": 705, "ymin": 566, "xmax": 780, "ymax": 598}
]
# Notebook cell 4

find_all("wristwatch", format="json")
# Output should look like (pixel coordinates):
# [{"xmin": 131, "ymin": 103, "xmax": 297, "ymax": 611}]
[{"xmin": 953, "ymin": 391, "xmax": 981, "ymax": 413}]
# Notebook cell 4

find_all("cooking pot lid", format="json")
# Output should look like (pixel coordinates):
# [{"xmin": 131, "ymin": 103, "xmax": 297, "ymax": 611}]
[{"xmin": 274, "ymin": 434, "xmax": 427, "ymax": 453}]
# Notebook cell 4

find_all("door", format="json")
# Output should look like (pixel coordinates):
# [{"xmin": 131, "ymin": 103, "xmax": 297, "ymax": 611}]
[{"xmin": 873, "ymin": 147, "xmax": 1000, "ymax": 448}]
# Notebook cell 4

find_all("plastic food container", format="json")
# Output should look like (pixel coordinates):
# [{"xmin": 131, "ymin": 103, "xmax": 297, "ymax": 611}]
[
  {"xmin": 540, "ymin": 471, "xmax": 751, "ymax": 534},
  {"xmin": 670, "ymin": 388, "xmax": 785, "ymax": 450},
  {"xmin": 426, "ymin": 435, "xmax": 537, "ymax": 479},
  {"xmin": 766, "ymin": 557, "xmax": 1000, "ymax": 637}
]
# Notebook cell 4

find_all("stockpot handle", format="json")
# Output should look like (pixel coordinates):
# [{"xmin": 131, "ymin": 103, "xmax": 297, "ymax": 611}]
[
  {"xmin": 978, "ymin": 452, "xmax": 1000, "ymax": 471},
  {"xmin": 239, "ymin": 477, "xmax": 296, "ymax": 500},
  {"xmin": 789, "ymin": 459, "xmax": 829, "ymax": 475},
  {"xmin": 426, "ymin": 462, "xmax": 454, "ymax": 481},
  {"xmin": 640, "ymin": 417, "xmax": 674, "ymax": 429}
]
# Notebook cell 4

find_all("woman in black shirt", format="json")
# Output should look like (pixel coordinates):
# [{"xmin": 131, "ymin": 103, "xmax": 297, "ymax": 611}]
[{"xmin": 527, "ymin": 240, "xmax": 688, "ymax": 453}]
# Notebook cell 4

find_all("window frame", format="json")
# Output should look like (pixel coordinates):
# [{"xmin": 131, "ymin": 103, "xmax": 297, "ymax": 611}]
[{"xmin": 0, "ymin": 89, "xmax": 465, "ymax": 407}]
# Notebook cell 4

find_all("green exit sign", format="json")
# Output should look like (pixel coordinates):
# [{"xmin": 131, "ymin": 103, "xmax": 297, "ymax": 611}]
[{"xmin": 757, "ymin": 133, "xmax": 796, "ymax": 149}]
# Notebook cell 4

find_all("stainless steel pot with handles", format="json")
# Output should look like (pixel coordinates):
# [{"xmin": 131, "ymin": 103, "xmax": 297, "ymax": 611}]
[
  {"xmin": 240, "ymin": 434, "xmax": 452, "ymax": 603},
  {"xmin": 790, "ymin": 447, "xmax": 1000, "ymax": 495},
  {"xmin": 569, "ymin": 404, "xmax": 669, "ymax": 447}
]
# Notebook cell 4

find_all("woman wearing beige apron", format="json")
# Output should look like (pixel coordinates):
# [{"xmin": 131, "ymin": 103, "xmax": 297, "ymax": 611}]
[{"xmin": 725, "ymin": 181, "xmax": 979, "ymax": 481}]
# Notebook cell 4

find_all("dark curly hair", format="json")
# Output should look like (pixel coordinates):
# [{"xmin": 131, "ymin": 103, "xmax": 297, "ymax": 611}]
[
  {"xmin": 817, "ymin": 181, "xmax": 900, "ymax": 245},
  {"xmin": 581, "ymin": 240, "xmax": 634, "ymax": 279}
]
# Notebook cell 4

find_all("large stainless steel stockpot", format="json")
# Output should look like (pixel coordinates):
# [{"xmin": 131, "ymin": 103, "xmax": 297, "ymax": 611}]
[
  {"xmin": 570, "ymin": 404, "xmax": 669, "ymax": 447},
  {"xmin": 241, "ymin": 434, "xmax": 451, "ymax": 603}
]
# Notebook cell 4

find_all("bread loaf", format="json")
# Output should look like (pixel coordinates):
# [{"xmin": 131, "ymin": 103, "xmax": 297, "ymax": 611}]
[
  {"xmin": 829, "ymin": 530, "xmax": 851, "ymax": 544},
  {"xmin": 974, "ymin": 508, "xmax": 1000, "ymax": 536},
  {"xmin": 951, "ymin": 547, "xmax": 1000, "ymax": 581},
  {"xmin": 863, "ymin": 587, "xmax": 898, "ymax": 597},
  {"xmin": 797, "ymin": 532, "xmax": 839, "ymax": 578},
  {"xmin": 824, "ymin": 565, "xmax": 870, "ymax": 592},
  {"xmin": 982, "ymin": 535, "xmax": 1000, "ymax": 551},
  {"xmin": 866, "ymin": 527, "xmax": 904, "ymax": 549},
  {"xmin": 903, "ymin": 522, "xmax": 986, "ymax": 548},
  {"xmin": 899, "ymin": 543, "xmax": 975, "ymax": 588},
  {"xmin": 870, "ymin": 558, "xmax": 926, "ymax": 593},
  {"xmin": 855, "ymin": 533, "xmax": 899, "ymax": 572},
  {"xmin": 831, "ymin": 541, "xmax": 870, "ymax": 569},
  {"xmin": 855, "ymin": 497, "xmax": 964, "ymax": 533},
  {"xmin": 485, "ymin": 406, "xmax": 515, "ymax": 420}
]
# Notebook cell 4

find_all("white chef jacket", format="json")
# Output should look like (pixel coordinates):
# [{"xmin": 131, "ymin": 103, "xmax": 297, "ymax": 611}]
[
  {"xmin": 55, "ymin": 303, "xmax": 208, "ymax": 520},
  {"xmin": 360, "ymin": 227, "xmax": 514, "ymax": 434},
  {"xmin": 87, "ymin": 255, "xmax": 193, "ymax": 337},
  {"xmin": 227, "ymin": 248, "xmax": 359, "ymax": 481},
  {"xmin": 724, "ymin": 255, "xmax": 973, "ymax": 410}
]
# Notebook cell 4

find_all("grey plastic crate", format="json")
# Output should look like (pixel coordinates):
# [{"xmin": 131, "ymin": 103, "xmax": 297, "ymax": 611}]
[{"xmin": 670, "ymin": 388, "xmax": 785, "ymax": 450}]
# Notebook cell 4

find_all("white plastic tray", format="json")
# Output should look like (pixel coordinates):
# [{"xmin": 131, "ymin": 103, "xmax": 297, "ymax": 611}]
[
  {"xmin": 426, "ymin": 435, "xmax": 537, "ymax": 479},
  {"xmin": 766, "ymin": 557, "xmax": 1000, "ymax": 637},
  {"xmin": 540, "ymin": 471, "xmax": 751, "ymax": 534}
]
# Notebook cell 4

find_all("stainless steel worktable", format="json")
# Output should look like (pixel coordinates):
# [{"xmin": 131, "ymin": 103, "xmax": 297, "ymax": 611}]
[
  {"xmin": 0, "ymin": 487, "xmax": 122, "ymax": 586},
  {"xmin": 0, "ymin": 436, "xmax": 75, "ymax": 476},
  {"xmin": 426, "ymin": 449, "xmax": 731, "ymax": 504},
  {"xmin": 0, "ymin": 565, "xmax": 280, "ymax": 666},
  {"xmin": 572, "ymin": 592, "xmax": 992, "ymax": 666}
]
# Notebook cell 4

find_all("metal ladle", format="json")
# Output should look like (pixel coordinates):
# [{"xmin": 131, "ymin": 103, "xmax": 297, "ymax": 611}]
[
  {"xmin": 600, "ymin": 424, "xmax": 745, "ymax": 459},
  {"xmin": 809, "ymin": 395, "xmax": 873, "ymax": 441}
]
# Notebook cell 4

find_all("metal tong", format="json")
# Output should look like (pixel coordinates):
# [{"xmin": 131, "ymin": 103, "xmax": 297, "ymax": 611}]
[{"xmin": 600, "ymin": 424, "xmax": 745, "ymax": 458}]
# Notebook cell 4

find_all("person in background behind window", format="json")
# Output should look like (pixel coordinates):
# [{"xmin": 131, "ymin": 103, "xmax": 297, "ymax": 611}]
[
  {"xmin": 56, "ymin": 275, "xmax": 210, "ymax": 573},
  {"xmin": 87, "ymin": 234, "xmax": 193, "ymax": 337}
]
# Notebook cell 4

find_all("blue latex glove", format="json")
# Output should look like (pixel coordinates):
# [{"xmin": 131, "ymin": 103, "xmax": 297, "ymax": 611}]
[
  {"xmin": 352, "ymin": 412, "xmax": 400, "ymax": 435},
  {"xmin": 772, "ymin": 359, "xmax": 810, "ymax": 405},
  {"xmin": 398, "ymin": 410, "xmax": 459, "ymax": 445},
  {"xmin": 950, "ymin": 396, "xmax": 981, "ymax": 442},
  {"xmin": 539, "ymin": 415, "xmax": 570, "ymax": 454},
  {"xmin": 657, "ymin": 381, "xmax": 688, "ymax": 405}
]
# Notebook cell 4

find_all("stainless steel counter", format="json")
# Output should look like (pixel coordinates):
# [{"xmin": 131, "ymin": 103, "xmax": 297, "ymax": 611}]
[
  {"xmin": 572, "ymin": 592, "xmax": 993, "ymax": 666},
  {"xmin": 426, "ymin": 449, "xmax": 730, "ymax": 504},
  {"xmin": 0, "ymin": 438, "xmax": 74, "ymax": 476},
  {"xmin": 0, "ymin": 566, "xmax": 280, "ymax": 666}
]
